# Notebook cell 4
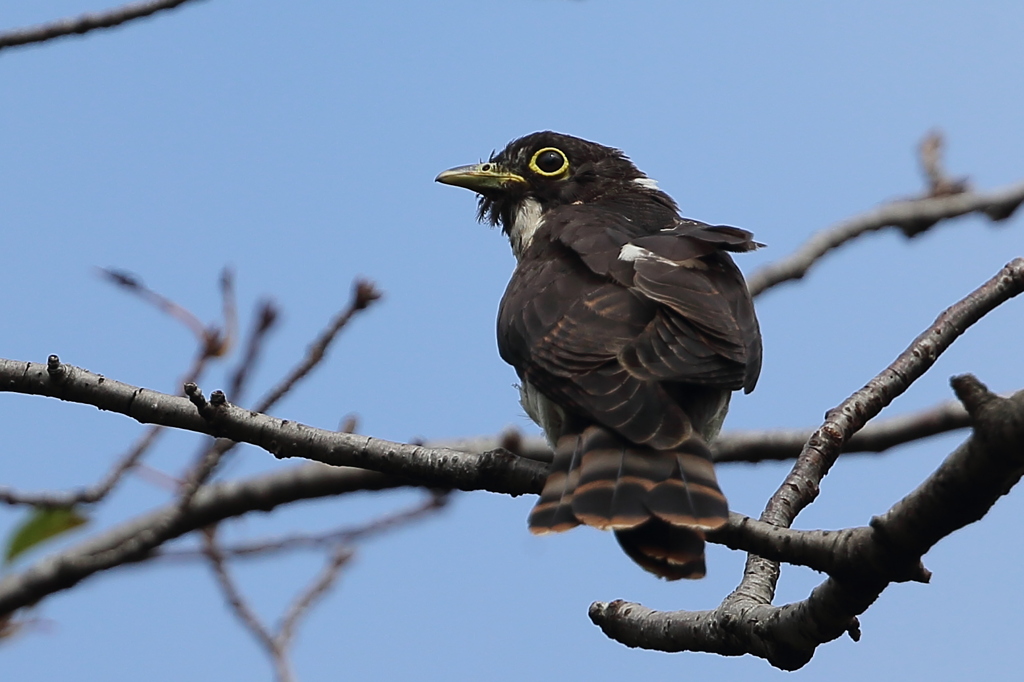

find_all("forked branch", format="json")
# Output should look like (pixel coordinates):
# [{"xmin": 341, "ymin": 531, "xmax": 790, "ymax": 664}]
[
  {"xmin": 591, "ymin": 378, "xmax": 1024, "ymax": 669},
  {"xmin": 589, "ymin": 258, "xmax": 1024, "ymax": 669}
]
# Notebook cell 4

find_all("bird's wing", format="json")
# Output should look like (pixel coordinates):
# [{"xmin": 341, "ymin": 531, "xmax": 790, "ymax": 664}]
[
  {"xmin": 499, "ymin": 242, "xmax": 689, "ymax": 447},
  {"xmin": 498, "ymin": 204, "xmax": 761, "ymax": 447},
  {"xmin": 550, "ymin": 207, "xmax": 762, "ymax": 392}
]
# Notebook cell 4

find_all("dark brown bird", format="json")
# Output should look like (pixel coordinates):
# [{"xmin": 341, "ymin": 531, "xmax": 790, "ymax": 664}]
[{"xmin": 437, "ymin": 132, "xmax": 762, "ymax": 579}]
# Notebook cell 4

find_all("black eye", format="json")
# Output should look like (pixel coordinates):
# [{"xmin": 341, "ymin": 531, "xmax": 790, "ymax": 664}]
[
  {"xmin": 530, "ymin": 147, "xmax": 568, "ymax": 176},
  {"xmin": 535, "ymin": 150, "xmax": 563, "ymax": 172}
]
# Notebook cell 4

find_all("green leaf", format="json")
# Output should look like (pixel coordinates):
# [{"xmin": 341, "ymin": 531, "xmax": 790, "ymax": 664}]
[{"xmin": 4, "ymin": 506, "xmax": 89, "ymax": 565}]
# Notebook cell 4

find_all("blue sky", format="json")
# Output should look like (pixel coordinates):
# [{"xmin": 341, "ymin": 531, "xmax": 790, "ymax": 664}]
[{"xmin": 2, "ymin": 1, "xmax": 1023, "ymax": 679}]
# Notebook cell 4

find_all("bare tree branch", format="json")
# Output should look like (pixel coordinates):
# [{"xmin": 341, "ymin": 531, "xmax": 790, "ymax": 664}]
[
  {"xmin": 1, "ymin": 260, "xmax": 1020, "ymax": 520},
  {"xmin": 747, "ymin": 181, "xmax": 1024, "ymax": 297},
  {"xmin": 0, "ymin": 355, "xmax": 549, "ymax": 496},
  {"xmin": 711, "ymin": 399, "xmax": 969, "ymax": 463},
  {"xmin": 165, "ymin": 278, "xmax": 379, "ymax": 500},
  {"xmin": 0, "ymin": 464, "xmax": 417, "ymax": 617},
  {"xmin": 0, "ymin": 0, "xmax": 204, "ymax": 51},
  {"xmin": 0, "ymin": 276, "xmax": 388, "ymax": 623},
  {"xmin": 588, "ymin": 258, "xmax": 1024, "ymax": 667},
  {"xmin": 433, "ymin": 398, "xmax": 971, "ymax": 466},
  {"xmin": 706, "ymin": 514, "xmax": 879, "ymax": 579},
  {"xmin": 0, "ymin": 260, "xmax": 1021, "ymax": 669},
  {"xmin": 170, "ymin": 276, "xmax": 374, "ymax": 495},
  {"xmin": 591, "ymin": 378, "xmax": 1024, "ymax": 669},
  {"xmin": 754, "ymin": 258, "xmax": 1024, "ymax": 568}
]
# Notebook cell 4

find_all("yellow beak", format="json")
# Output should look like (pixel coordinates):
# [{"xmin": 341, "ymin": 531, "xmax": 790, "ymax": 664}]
[{"xmin": 435, "ymin": 163, "xmax": 527, "ymax": 193}]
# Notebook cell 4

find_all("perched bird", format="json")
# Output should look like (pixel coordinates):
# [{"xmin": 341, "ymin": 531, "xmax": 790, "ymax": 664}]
[{"xmin": 436, "ymin": 132, "xmax": 762, "ymax": 579}]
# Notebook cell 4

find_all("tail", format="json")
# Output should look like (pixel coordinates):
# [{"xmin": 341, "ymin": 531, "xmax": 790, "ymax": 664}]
[{"xmin": 527, "ymin": 425, "xmax": 727, "ymax": 580}]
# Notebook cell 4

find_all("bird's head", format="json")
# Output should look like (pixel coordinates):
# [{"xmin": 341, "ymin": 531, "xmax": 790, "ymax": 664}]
[{"xmin": 436, "ymin": 132, "xmax": 675, "ymax": 241}]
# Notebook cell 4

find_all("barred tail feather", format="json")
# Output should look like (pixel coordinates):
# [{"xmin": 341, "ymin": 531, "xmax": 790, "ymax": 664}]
[
  {"xmin": 571, "ymin": 426, "xmax": 666, "ymax": 530},
  {"xmin": 646, "ymin": 443, "xmax": 729, "ymax": 531},
  {"xmin": 527, "ymin": 433, "xmax": 584, "ymax": 534},
  {"xmin": 615, "ymin": 519, "xmax": 708, "ymax": 580},
  {"xmin": 527, "ymin": 425, "xmax": 728, "ymax": 579}
]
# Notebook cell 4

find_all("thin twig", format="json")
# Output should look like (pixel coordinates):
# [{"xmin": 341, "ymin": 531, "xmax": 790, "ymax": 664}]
[
  {"xmin": 0, "ymin": 426, "xmax": 162, "ymax": 507},
  {"xmin": 226, "ymin": 299, "xmax": 279, "ymax": 403},
  {"xmin": 154, "ymin": 492, "xmax": 448, "ymax": 562},
  {"xmin": 254, "ymin": 279, "xmax": 381, "ymax": 413},
  {"xmin": 0, "ymin": 0, "xmax": 204, "ymax": 51},
  {"xmin": 919, "ymin": 130, "xmax": 969, "ymax": 199},
  {"xmin": 100, "ymin": 268, "xmax": 208, "ymax": 344},
  {"xmin": 203, "ymin": 527, "xmax": 291, "ymax": 682},
  {"xmin": 199, "ymin": 493, "xmax": 445, "ymax": 681},
  {"xmin": 98, "ymin": 269, "xmax": 235, "ymax": 493},
  {"xmin": 220, "ymin": 267, "xmax": 238, "ymax": 358},
  {"xmin": 276, "ymin": 546, "xmax": 353, "ymax": 654}
]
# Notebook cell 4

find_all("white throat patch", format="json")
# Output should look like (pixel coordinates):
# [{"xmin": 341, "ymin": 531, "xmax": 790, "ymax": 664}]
[{"xmin": 509, "ymin": 197, "xmax": 543, "ymax": 260}]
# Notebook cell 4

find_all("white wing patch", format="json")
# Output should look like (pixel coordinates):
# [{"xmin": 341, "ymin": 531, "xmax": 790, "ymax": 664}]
[
  {"xmin": 618, "ymin": 243, "xmax": 658, "ymax": 262},
  {"xmin": 618, "ymin": 242, "xmax": 707, "ymax": 269},
  {"xmin": 633, "ymin": 177, "xmax": 660, "ymax": 190}
]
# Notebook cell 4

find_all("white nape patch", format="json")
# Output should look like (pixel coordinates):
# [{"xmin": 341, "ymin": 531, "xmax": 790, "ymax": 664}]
[
  {"xmin": 633, "ymin": 177, "xmax": 660, "ymax": 190},
  {"xmin": 509, "ymin": 197, "xmax": 543, "ymax": 260}
]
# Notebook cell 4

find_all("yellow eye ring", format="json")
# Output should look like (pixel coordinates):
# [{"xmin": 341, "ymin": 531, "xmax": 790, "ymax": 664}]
[{"xmin": 529, "ymin": 147, "xmax": 569, "ymax": 177}]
